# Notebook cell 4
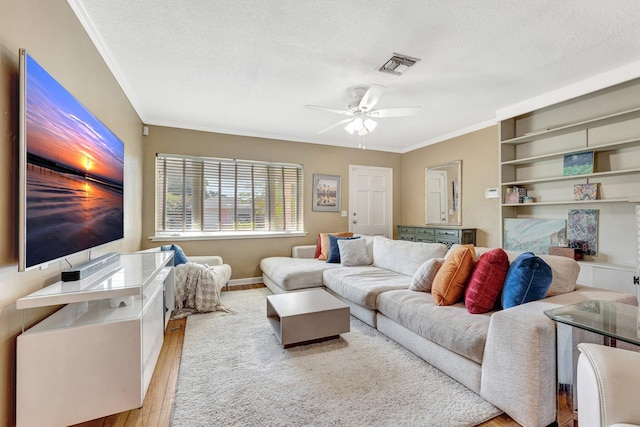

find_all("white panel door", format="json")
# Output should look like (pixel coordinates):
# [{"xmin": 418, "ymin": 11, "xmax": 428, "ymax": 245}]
[
  {"xmin": 426, "ymin": 169, "xmax": 447, "ymax": 223},
  {"xmin": 348, "ymin": 165, "xmax": 392, "ymax": 237}
]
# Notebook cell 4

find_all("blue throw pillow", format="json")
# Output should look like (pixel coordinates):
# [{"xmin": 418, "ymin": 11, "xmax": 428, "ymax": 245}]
[
  {"xmin": 161, "ymin": 244, "xmax": 189, "ymax": 266},
  {"xmin": 326, "ymin": 235, "xmax": 359, "ymax": 263},
  {"xmin": 501, "ymin": 252, "xmax": 552, "ymax": 309}
]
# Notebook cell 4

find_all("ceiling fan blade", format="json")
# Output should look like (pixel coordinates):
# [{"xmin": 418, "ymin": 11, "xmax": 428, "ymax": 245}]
[
  {"xmin": 305, "ymin": 105, "xmax": 353, "ymax": 116},
  {"xmin": 359, "ymin": 85, "xmax": 386, "ymax": 111},
  {"xmin": 317, "ymin": 118, "xmax": 354, "ymax": 134},
  {"xmin": 369, "ymin": 106, "xmax": 422, "ymax": 118}
]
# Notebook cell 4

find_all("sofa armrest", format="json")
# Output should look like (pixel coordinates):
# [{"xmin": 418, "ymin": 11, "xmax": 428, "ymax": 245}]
[
  {"xmin": 189, "ymin": 255, "xmax": 223, "ymax": 266},
  {"xmin": 481, "ymin": 286, "xmax": 637, "ymax": 427},
  {"xmin": 291, "ymin": 245, "xmax": 316, "ymax": 259},
  {"xmin": 577, "ymin": 343, "xmax": 640, "ymax": 427}
]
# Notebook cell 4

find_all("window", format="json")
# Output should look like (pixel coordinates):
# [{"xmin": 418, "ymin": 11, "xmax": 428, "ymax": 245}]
[{"xmin": 155, "ymin": 154, "xmax": 303, "ymax": 236}]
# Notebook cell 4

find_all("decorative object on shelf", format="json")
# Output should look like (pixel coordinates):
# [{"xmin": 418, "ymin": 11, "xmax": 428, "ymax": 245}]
[
  {"xmin": 563, "ymin": 151, "xmax": 594, "ymax": 176},
  {"xmin": 573, "ymin": 183, "xmax": 599, "ymax": 201},
  {"xmin": 504, "ymin": 189, "xmax": 520, "ymax": 204},
  {"xmin": 503, "ymin": 218, "xmax": 567, "ymax": 254},
  {"xmin": 523, "ymin": 196, "xmax": 534, "ymax": 204},
  {"xmin": 514, "ymin": 186, "xmax": 527, "ymax": 202},
  {"xmin": 504, "ymin": 186, "xmax": 527, "ymax": 204},
  {"xmin": 548, "ymin": 246, "xmax": 583, "ymax": 260},
  {"xmin": 567, "ymin": 209, "xmax": 599, "ymax": 256},
  {"xmin": 312, "ymin": 174, "xmax": 341, "ymax": 212}
]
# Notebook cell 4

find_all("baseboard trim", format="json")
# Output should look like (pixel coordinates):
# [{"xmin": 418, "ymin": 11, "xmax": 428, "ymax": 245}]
[{"xmin": 228, "ymin": 277, "xmax": 263, "ymax": 287}]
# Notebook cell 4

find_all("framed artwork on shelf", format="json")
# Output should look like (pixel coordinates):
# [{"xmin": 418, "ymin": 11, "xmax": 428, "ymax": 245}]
[
  {"xmin": 503, "ymin": 218, "xmax": 567, "ymax": 254},
  {"xmin": 573, "ymin": 183, "xmax": 599, "ymax": 201},
  {"xmin": 312, "ymin": 174, "xmax": 341, "ymax": 212},
  {"xmin": 563, "ymin": 151, "xmax": 594, "ymax": 176},
  {"xmin": 567, "ymin": 208, "xmax": 599, "ymax": 256}
]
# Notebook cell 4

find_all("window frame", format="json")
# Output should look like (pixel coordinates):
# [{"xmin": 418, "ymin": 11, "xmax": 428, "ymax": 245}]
[{"xmin": 153, "ymin": 153, "xmax": 305, "ymax": 241}]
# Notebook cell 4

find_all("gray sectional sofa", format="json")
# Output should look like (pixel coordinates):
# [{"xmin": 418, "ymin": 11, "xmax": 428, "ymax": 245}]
[{"xmin": 260, "ymin": 235, "xmax": 637, "ymax": 427}]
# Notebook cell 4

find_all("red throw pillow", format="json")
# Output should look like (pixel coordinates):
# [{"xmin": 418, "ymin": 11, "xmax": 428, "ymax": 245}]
[
  {"xmin": 314, "ymin": 234, "xmax": 322, "ymax": 258},
  {"xmin": 464, "ymin": 248, "xmax": 509, "ymax": 314}
]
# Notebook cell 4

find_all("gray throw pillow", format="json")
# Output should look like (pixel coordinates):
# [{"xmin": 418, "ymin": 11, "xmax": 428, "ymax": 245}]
[
  {"xmin": 410, "ymin": 258, "xmax": 444, "ymax": 292},
  {"xmin": 338, "ymin": 238, "xmax": 371, "ymax": 266}
]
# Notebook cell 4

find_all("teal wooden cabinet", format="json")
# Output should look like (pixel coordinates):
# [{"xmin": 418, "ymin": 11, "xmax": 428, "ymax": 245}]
[{"xmin": 397, "ymin": 226, "xmax": 476, "ymax": 248}]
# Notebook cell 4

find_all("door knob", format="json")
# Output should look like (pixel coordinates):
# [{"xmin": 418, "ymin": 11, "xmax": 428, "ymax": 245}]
[{"xmin": 352, "ymin": 220, "xmax": 357, "ymax": 224}]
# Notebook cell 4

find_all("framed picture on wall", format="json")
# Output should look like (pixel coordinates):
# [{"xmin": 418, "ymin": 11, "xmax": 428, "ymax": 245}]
[{"xmin": 312, "ymin": 174, "xmax": 341, "ymax": 212}]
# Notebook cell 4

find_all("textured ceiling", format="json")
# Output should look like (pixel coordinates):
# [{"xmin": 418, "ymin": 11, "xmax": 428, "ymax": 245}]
[{"xmin": 69, "ymin": 0, "xmax": 640, "ymax": 153}]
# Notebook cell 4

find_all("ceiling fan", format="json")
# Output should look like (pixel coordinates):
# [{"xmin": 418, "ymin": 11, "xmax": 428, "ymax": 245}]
[{"xmin": 305, "ymin": 85, "xmax": 422, "ymax": 136}]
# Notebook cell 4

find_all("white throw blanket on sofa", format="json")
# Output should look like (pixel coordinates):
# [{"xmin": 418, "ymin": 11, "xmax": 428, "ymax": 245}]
[{"xmin": 171, "ymin": 262, "xmax": 230, "ymax": 319}]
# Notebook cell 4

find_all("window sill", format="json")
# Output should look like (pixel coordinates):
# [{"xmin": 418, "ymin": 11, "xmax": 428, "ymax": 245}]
[{"xmin": 149, "ymin": 231, "xmax": 308, "ymax": 242}]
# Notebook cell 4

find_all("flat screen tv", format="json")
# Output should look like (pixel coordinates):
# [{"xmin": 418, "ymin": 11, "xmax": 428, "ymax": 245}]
[{"xmin": 18, "ymin": 49, "xmax": 124, "ymax": 271}]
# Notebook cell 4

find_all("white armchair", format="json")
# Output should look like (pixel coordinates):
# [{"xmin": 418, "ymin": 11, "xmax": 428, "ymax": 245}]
[{"xmin": 577, "ymin": 343, "xmax": 640, "ymax": 427}]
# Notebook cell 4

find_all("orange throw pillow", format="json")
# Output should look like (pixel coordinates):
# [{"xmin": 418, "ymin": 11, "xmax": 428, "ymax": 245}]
[
  {"xmin": 318, "ymin": 232, "xmax": 353, "ymax": 260},
  {"xmin": 432, "ymin": 245, "xmax": 476, "ymax": 306}
]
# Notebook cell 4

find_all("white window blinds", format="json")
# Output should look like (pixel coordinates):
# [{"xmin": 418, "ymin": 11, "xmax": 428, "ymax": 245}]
[{"xmin": 156, "ymin": 154, "xmax": 303, "ymax": 234}]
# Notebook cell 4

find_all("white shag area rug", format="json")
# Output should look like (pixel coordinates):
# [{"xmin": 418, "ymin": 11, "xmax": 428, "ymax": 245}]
[{"xmin": 171, "ymin": 288, "xmax": 502, "ymax": 427}]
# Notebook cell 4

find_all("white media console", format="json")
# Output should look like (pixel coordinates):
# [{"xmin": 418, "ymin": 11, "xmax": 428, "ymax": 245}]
[{"xmin": 15, "ymin": 251, "xmax": 175, "ymax": 427}]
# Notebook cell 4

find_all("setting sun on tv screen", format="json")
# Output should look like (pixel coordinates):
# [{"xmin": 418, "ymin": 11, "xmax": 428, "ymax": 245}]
[{"xmin": 20, "ymin": 51, "xmax": 124, "ymax": 270}]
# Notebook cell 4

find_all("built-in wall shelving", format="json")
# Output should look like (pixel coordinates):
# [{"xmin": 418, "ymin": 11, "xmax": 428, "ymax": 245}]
[{"xmin": 498, "ymin": 77, "xmax": 640, "ymax": 271}]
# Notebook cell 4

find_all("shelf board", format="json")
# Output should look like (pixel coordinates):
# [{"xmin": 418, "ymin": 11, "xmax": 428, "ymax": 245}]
[
  {"xmin": 500, "ymin": 107, "xmax": 640, "ymax": 145},
  {"xmin": 501, "ymin": 198, "xmax": 629, "ymax": 207},
  {"xmin": 502, "ymin": 167, "xmax": 640, "ymax": 186},
  {"xmin": 16, "ymin": 252, "xmax": 173, "ymax": 310},
  {"xmin": 501, "ymin": 137, "xmax": 640, "ymax": 166}
]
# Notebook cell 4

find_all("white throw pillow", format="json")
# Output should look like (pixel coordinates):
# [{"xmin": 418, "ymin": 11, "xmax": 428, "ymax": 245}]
[
  {"xmin": 338, "ymin": 238, "xmax": 371, "ymax": 266},
  {"xmin": 410, "ymin": 258, "xmax": 445, "ymax": 292}
]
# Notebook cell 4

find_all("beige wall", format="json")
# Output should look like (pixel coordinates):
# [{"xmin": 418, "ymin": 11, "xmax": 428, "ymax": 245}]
[
  {"xmin": 0, "ymin": 3, "xmax": 521, "ymax": 424},
  {"xmin": 401, "ymin": 126, "xmax": 501, "ymax": 248},
  {"xmin": 0, "ymin": 1, "xmax": 144, "ymax": 424},
  {"xmin": 141, "ymin": 125, "xmax": 403, "ymax": 278}
]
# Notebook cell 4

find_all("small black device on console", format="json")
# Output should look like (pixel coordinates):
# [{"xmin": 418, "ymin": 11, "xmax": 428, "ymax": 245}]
[{"xmin": 61, "ymin": 252, "xmax": 121, "ymax": 282}]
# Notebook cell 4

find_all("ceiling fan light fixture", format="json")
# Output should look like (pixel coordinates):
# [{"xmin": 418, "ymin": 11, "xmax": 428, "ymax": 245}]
[
  {"xmin": 379, "ymin": 53, "xmax": 421, "ymax": 76},
  {"xmin": 345, "ymin": 117, "xmax": 377, "ymax": 136},
  {"xmin": 345, "ymin": 117, "xmax": 364, "ymax": 135},
  {"xmin": 364, "ymin": 118, "xmax": 377, "ymax": 132}
]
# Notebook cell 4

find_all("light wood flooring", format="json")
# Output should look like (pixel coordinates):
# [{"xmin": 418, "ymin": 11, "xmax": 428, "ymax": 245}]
[{"xmin": 75, "ymin": 285, "xmax": 519, "ymax": 427}]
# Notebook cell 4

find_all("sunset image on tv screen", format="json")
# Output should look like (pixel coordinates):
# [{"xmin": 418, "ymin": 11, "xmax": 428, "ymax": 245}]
[{"xmin": 24, "ymin": 54, "xmax": 124, "ymax": 268}]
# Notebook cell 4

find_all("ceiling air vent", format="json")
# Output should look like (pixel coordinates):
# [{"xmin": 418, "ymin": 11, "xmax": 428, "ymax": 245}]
[{"xmin": 378, "ymin": 53, "xmax": 421, "ymax": 76}]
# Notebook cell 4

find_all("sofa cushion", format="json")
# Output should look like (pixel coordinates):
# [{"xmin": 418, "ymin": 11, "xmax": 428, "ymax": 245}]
[
  {"xmin": 464, "ymin": 248, "xmax": 509, "ymax": 314},
  {"xmin": 323, "ymin": 267, "xmax": 411, "ymax": 310},
  {"xmin": 318, "ymin": 232, "xmax": 353, "ymax": 260},
  {"xmin": 502, "ymin": 252, "xmax": 553, "ymax": 309},
  {"xmin": 377, "ymin": 289, "xmax": 491, "ymax": 364},
  {"xmin": 538, "ymin": 254, "xmax": 580, "ymax": 296},
  {"xmin": 260, "ymin": 257, "xmax": 340, "ymax": 291},
  {"xmin": 432, "ymin": 245, "xmax": 476, "ymax": 306},
  {"xmin": 504, "ymin": 250, "xmax": 579, "ymax": 296},
  {"xmin": 327, "ymin": 235, "xmax": 359, "ymax": 263},
  {"xmin": 338, "ymin": 237, "xmax": 371, "ymax": 266},
  {"xmin": 410, "ymin": 258, "xmax": 444, "ymax": 292},
  {"xmin": 372, "ymin": 237, "xmax": 447, "ymax": 276}
]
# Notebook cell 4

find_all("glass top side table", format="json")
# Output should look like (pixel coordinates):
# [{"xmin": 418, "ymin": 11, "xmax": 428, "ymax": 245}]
[
  {"xmin": 544, "ymin": 300, "xmax": 640, "ymax": 427},
  {"xmin": 545, "ymin": 300, "xmax": 640, "ymax": 346}
]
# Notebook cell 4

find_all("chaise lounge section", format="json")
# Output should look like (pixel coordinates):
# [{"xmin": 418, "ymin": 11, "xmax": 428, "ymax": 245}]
[{"xmin": 260, "ymin": 235, "xmax": 637, "ymax": 427}]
